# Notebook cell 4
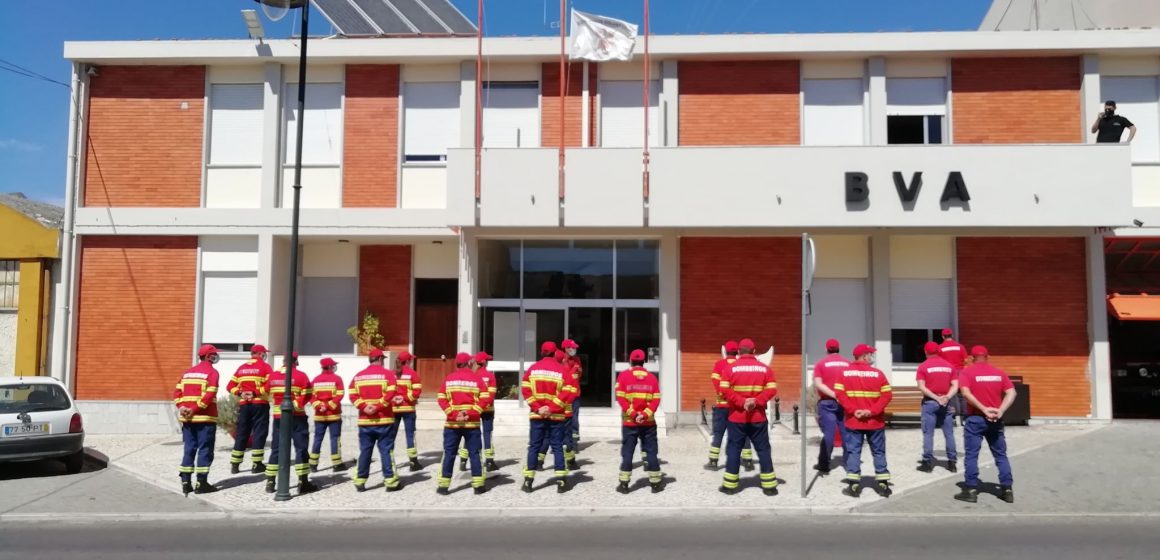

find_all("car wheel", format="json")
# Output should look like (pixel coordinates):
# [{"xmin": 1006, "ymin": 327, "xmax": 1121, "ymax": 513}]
[{"xmin": 63, "ymin": 451, "xmax": 85, "ymax": 474}]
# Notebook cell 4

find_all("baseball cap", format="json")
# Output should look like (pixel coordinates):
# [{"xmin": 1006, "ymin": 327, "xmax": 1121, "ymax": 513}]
[
  {"xmin": 941, "ymin": 328, "xmax": 954, "ymax": 337},
  {"xmin": 455, "ymin": 352, "xmax": 472, "ymax": 365},
  {"xmin": 561, "ymin": 339, "xmax": 579, "ymax": 350},
  {"xmin": 251, "ymin": 344, "xmax": 268, "ymax": 354},
  {"xmin": 971, "ymin": 345, "xmax": 989, "ymax": 357},
  {"xmin": 825, "ymin": 338, "xmax": 840, "ymax": 352},
  {"xmin": 724, "ymin": 340, "xmax": 739, "ymax": 353},
  {"xmin": 629, "ymin": 349, "xmax": 646, "ymax": 362},
  {"xmin": 553, "ymin": 349, "xmax": 566, "ymax": 361},
  {"xmin": 853, "ymin": 344, "xmax": 877, "ymax": 357},
  {"xmin": 474, "ymin": 351, "xmax": 492, "ymax": 363},
  {"xmin": 198, "ymin": 344, "xmax": 219, "ymax": 357},
  {"xmin": 541, "ymin": 341, "xmax": 558, "ymax": 355},
  {"xmin": 739, "ymin": 338, "xmax": 756, "ymax": 351},
  {"xmin": 397, "ymin": 351, "xmax": 414, "ymax": 362},
  {"xmin": 923, "ymin": 341, "xmax": 941, "ymax": 355},
  {"xmin": 368, "ymin": 348, "xmax": 385, "ymax": 360},
  {"xmin": 320, "ymin": 357, "xmax": 337, "ymax": 368}
]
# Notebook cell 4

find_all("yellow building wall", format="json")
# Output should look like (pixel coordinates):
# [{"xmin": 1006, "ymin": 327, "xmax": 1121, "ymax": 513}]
[{"xmin": 0, "ymin": 204, "xmax": 59, "ymax": 376}]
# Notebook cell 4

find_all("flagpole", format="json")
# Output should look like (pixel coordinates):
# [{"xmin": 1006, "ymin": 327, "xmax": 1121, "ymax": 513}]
[
  {"xmin": 642, "ymin": 0, "xmax": 651, "ymax": 201},
  {"xmin": 559, "ymin": 0, "xmax": 567, "ymax": 202},
  {"xmin": 475, "ymin": 0, "xmax": 483, "ymax": 201}
]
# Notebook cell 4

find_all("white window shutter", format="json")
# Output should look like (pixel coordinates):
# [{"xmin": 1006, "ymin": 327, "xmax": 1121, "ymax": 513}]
[
  {"xmin": 599, "ymin": 80, "xmax": 662, "ymax": 148},
  {"xmin": 482, "ymin": 83, "xmax": 540, "ymax": 148},
  {"xmin": 806, "ymin": 279, "xmax": 870, "ymax": 362},
  {"xmin": 283, "ymin": 83, "xmax": 344, "ymax": 165},
  {"xmin": 889, "ymin": 279, "xmax": 952, "ymax": 329},
  {"xmin": 201, "ymin": 274, "xmax": 258, "ymax": 345},
  {"xmin": 803, "ymin": 78, "xmax": 865, "ymax": 146},
  {"xmin": 1101, "ymin": 76, "xmax": 1160, "ymax": 163},
  {"xmin": 886, "ymin": 77, "xmax": 947, "ymax": 116},
  {"xmin": 209, "ymin": 84, "xmax": 264, "ymax": 165},
  {"xmin": 404, "ymin": 82, "xmax": 462, "ymax": 159}
]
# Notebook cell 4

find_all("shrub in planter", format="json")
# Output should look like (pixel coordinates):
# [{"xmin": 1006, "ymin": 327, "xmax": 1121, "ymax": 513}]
[
  {"xmin": 348, "ymin": 311, "xmax": 386, "ymax": 355},
  {"xmin": 218, "ymin": 393, "xmax": 241, "ymax": 439}
]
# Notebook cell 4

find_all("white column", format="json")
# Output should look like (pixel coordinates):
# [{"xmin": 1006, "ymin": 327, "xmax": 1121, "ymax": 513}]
[
  {"xmin": 457, "ymin": 230, "xmax": 478, "ymax": 353},
  {"xmin": 460, "ymin": 62, "xmax": 477, "ymax": 149},
  {"xmin": 1081, "ymin": 55, "xmax": 1101, "ymax": 144},
  {"xmin": 260, "ymin": 63, "xmax": 283, "ymax": 209},
  {"xmin": 868, "ymin": 57, "xmax": 887, "ymax": 145},
  {"xmin": 658, "ymin": 232, "xmax": 680, "ymax": 420},
  {"xmin": 255, "ymin": 233, "xmax": 275, "ymax": 347},
  {"xmin": 1087, "ymin": 233, "xmax": 1112, "ymax": 419},
  {"xmin": 871, "ymin": 233, "xmax": 894, "ymax": 378},
  {"xmin": 661, "ymin": 60, "xmax": 679, "ymax": 147},
  {"xmin": 581, "ymin": 62, "xmax": 590, "ymax": 147}
]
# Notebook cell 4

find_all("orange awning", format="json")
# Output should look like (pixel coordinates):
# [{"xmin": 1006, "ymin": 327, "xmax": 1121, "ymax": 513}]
[{"xmin": 1108, "ymin": 294, "xmax": 1160, "ymax": 321}]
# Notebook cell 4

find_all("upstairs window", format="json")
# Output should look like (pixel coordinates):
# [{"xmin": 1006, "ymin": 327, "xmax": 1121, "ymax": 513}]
[
  {"xmin": 803, "ymin": 78, "xmax": 866, "ymax": 146},
  {"xmin": 886, "ymin": 77, "xmax": 947, "ymax": 145},
  {"xmin": 482, "ymin": 81, "xmax": 540, "ymax": 148},
  {"xmin": 403, "ymin": 82, "xmax": 461, "ymax": 163}
]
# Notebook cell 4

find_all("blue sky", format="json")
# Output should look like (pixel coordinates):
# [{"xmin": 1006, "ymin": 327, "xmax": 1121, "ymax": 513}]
[{"xmin": 0, "ymin": 0, "xmax": 992, "ymax": 206}]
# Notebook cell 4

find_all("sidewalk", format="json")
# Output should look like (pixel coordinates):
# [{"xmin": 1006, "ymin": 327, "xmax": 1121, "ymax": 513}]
[{"xmin": 89, "ymin": 421, "xmax": 1099, "ymax": 516}]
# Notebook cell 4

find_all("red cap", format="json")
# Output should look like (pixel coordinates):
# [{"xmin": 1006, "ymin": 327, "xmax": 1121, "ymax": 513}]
[
  {"xmin": 473, "ymin": 351, "xmax": 492, "ymax": 363},
  {"xmin": 923, "ymin": 341, "xmax": 941, "ymax": 355},
  {"xmin": 941, "ymin": 328, "xmax": 954, "ymax": 337},
  {"xmin": 397, "ymin": 351, "xmax": 414, "ymax": 362},
  {"xmin": 853, "ymin": 344, "xmax": 877, "ymax": 357},
  {"xmin": 251, "ymin": 344, "xmax": 268, "ymax": 354},
  {"xmin": 724, "ymin": 340, "xmax": 739, "ymax": 353},
  {"xmin": 368, "ymin": 348, "xmax": 385, "ymax": 360},
  {"xmin": 320, "ymin": 357, "xmax": 337, "ymax": 368},
  {"xmin": 971, "ymin": 345, "xmax": 989, "ymax": 357},
  {"xmin": 739, "ymin": 338, "xmax": 756, "ymax": 351},
  {"xmin": 541, "ymin": 341, "xmax": 558, "ymax": 355},
  {"xmin": 629, "ymin": 349, "xmax": 646, "ymax": 362},
  {"xmin": 553, "ymin": 350, "xmax": 566, "ymax": 361},
  {"xmin": 561, "ymin": 339, "xmax": 579, "ymax": 350},
  {"xmin": 455, "ymin": 352, "xmax": 472, "ymax": 365},
  {"xmin": 198, "ymin": 344, "xmax": 219, "ymax": 357},
  {"xmin": 825, "ymin": 338, "xmax": 840, "ymax": 352}
]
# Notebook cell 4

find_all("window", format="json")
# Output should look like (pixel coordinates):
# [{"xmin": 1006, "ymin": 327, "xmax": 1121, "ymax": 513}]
[
  {"xmin": 1101, "ymin": 76, "xmax": 1160, "ymax": 162},
  {"xmin": 615, "ymin": 308, "xmax": 659, "ymax": 365},
  {"xmin": 480, "ymin": 307, "xmax": 522, "ymax": 400},
  {"xmin": 807, "ymin": 279, "xmax": 870, "ymax": 359},
  {"xmin": 891, "ymin": 328, "xmax": 942, "ymax": 364},
  {"xmin": 209, "ymin": 84, "xmax": 264, "ymax": 165},
  {"xmin": 298, "ymin": 277, "xmax": 357, "ymax": 355},
  {"xmin": 600, "ymin": 80, "xmax": 662, "ymax": 148},
  {"xmin": 0, "ymin": 260, "xmax": 17, "ymax": 309},
  {"xmin": 886, "ymin": 78, "xmax": 946, "ymax": 145},
  {"xmin": 482, "ymin": 81, "xmax": 540, "ymax": 148},
  {"xmin": 887, "ymin": 116, "xmax": 943, "ymax": 144},
  {"xmin": 889, "ymin": 279, "xmax": 953, "ymax": 364},
  {"xmin": 404, "ymin": 82, "xmax": 461, "ymax": 162},
  {"xmin": 282, "ymin": 83, "xmax": 343, "ymax": 165},
  {"xmin": 616, "ymin": 240, "xmax": 659, "ymax": 299},
  {"xmin": 477, "ymin": 240, "xmax": 521, "ymax": 299},
  {"xmin": 522, "ymin": 240, "xmax": 614, "ymax": 299},
  {"xmin": 803, "ymin": 78, "xmax": 865, "ymax": 146},
  {"xmin": 201, "ymin": 273, "xmax": 258, "ymax": 353}
]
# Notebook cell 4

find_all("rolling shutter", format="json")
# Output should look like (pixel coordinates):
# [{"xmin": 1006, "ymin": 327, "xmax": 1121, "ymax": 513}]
[
  {"xmin": 209, "ymin": 84, "xmax": 264, "ymax": 165},
  {"xmin": 403, "ymin": 81, "xmax": 461, "ymax": 160},
  {"xmin": 599, "ymin": 80, "xmax": 661, "ymax": 148},
  {"xmin": 889, "ymin": 278, "xmax": 952, "ymax": 329},
  {"xmin": 803, "ymin": 78, "xmax": 865, "ymax": 146},
  {"xmin": 201, "ymin": 273, "xmax": 257, "ymax": 345}
]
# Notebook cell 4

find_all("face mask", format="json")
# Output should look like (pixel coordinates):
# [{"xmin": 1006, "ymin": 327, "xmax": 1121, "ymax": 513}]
[
  {"xmin": 867, "ymin": 355, "xmax": 876, "ymax": 366},
  {"xmin": 566, "ymin": 348, "xmax": 577, "ymax": 357},
  {"xmin": 208, "ymin": 354, "xmax": 220, "ymax": 364}
]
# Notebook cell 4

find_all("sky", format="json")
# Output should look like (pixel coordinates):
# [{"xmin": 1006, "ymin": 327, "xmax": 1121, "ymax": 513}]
[{"xmin": 0, "ymin": 0, "xmax": 993, "ymax": 206}]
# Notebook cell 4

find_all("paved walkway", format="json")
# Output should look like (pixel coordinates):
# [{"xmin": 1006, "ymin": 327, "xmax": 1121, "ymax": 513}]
[{"xmin": 82, "ymin": 421, "xmax": 1099, "ymax": 515}]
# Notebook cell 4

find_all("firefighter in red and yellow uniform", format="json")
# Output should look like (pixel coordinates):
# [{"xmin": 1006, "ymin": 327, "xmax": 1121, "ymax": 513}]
[
  {"xmin": 537, "ymin": 349, "xmax": 579, "ymax": 470},
  {"xmin": 708, "ymin": 340, "xmax": 753, "ymax": 471},
  {"xmin": 175, "ymin": 344, "xmax": 221, "ymax": 496},
  {"xmin": 395, "ymin": 351, "xmax": 423, "ymax": 471},
  {"xmin": 349, "ymin": 348, "xmax": 406, "ymax": 493},
  {"xmin": 461, "ymin": 351, "xmax": 498, "ymax": 472},
  {"xmin": 437, "ymin": 353, "xmax": 493, "ymax": 495},
  {"xmin": 615, "ymin": 349, "xmax": 663, "ymax": 494},
  {"xmin": 561, "ymin": 339, "xmax": 583, "ymax": 445},
  {"xmin": 263, "ymin": 353, "xmax": 317, "ymax": 495},
  {"xmin": 522, "ymin": 341, "xmax": 578, "ymax": 493},
  {"xmin": 718, "ymin": 339, "xmax": 779, "ymax": 496},
  {"xmin": 225, "ymin": 343, "xmax": 272, "ymax": 474},
  {"xmin": 835, "ymin": 344, "xmax": 894, "ymax": 498},
  {"xmin": 309, "ymin": 357, "xmax": 346, "ymax": 472}
]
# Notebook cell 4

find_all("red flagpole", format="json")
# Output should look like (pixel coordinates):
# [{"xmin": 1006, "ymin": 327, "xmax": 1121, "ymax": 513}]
[
  {"xmin": 475, "ymin": 0, "xmax": 483, "ymax": 201},
  {"xmin": 559, "ymin": 0, "xmax": 567, "ymax": 201},
  {"xmin": 642, "ymin": 0, "xmax": 651, "ymax": 200}
]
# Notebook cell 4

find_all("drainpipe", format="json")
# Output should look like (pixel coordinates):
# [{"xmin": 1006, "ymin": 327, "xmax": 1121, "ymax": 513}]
[{"xmin": 57, "ymin": 62, "xmax": 84, "ymax": 393}]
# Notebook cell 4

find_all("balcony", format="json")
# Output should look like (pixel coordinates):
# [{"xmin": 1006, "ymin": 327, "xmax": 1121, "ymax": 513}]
[{"xmin": 448, "ymin": 144, "xmax": 1134, "ymax": 229}]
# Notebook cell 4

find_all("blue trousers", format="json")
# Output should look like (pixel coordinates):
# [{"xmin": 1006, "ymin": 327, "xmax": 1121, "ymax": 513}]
[
  {"xmin": 921, "ymin": 400, "xmax": 958, "ymax": 462},
  {"xmin": 266, "ymin": 416, "xmax": 310, "ymax": 478},
  {"xmin": 963, "ymin": 416, "xmax": 1013, "ymax": 488},
  {"xmin": 230, "ymin": 404, "xmax": 269, "ymax": 464},
  {"xmin": 355, "ymin": 423, "xmax": 400, "ymax": 488},
  {"xmin": 539, "ymin": 416, "xmax": 576, "ymax": 463},
  {"xmin": 310, "ymin": 420, "xmax": 342, "ymax": 466},
  {"xmin": 395, "ymin": 411, "xmax": 418, "ymax": 458},
  {"xmin": 459, "ymin": 412, "xmax": 497, "ymax": 461},
  {"xmin": 844, "ymin": 428, "xmax": 890, "ymax": 483},
  {"xmin": 722, "ymin": 421, "xmax": 776, "ymax": 490},
  {"xmin": 441, "ymin": 427, "xmax": 484, "ymax": 489},
  {"xmin": 571, "ymin": 398, "xmax": 581, "ymax": 439},
  {"xmin": 709, "ymin": 407, "xmax": 752, "ymax": 461},
  {"xmin": 619, "ymin": 425, "xmax": 661, "ymax": 483},
  {"xmin": 816, "ymin": 399, "xmax": 847, "ymax": 468},
  {"xmin": 180, "ymin": 422, "xmax": 216, "ymax": 482},
  {"xmin": 525, "ymin": 419, "xmax": 567, "ymax": 479}
]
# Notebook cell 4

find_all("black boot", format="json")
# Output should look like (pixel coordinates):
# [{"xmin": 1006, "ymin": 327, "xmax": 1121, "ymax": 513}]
[
  {"xmin": 704, "ymin": 459, "xmax": 718, "ymax": 471},
  {"xmin": 409, "ymin": 458, "xmax": 422, "ymax": 472},
  {"xmin": 181, "ymin": 481, "xmax": 194, "ymax": 496},
  {"xmin": 310, "ymin": 464, "xmax": 319, "ymax": 473},
  {"xmin": 650, "ymin": 480, "xmax": 665, "ymax": 494},
  {"xmin": 556, "ymin": 478, "xmax": 571, "ymax": 494},
  {"xmin": 334, "ymin": 461, "xmax": 349, "ymax": 472},
  {"xmin": 742, "ymin": 458, "xmax": 755, "ymax": 472},
  {"xmin": 947, "ymin": 461, "xmax": 958, "ymax": 473},
  {"xmin": 298, "ymin": 476, "xmax": 318, "ymax": 495},
  {"xmin": 1000, "ymin": 486, "xmax": 1014, "ymax": 503},
  {"xmin": 813, "ymin": 463, "xmax": 830, "ymax": 476},
  {"xmin": 842, "ymin": 482, "xmax": 862, "ymax": 498},
  {"xmin": 386, "ymin": 481, "xmax": 404, "ymax": 493},
  {"xmin": 485, "ymin": 459, "xmax": 498, "ymax": 472},
  {"xmin": 265, "ymin": 478, "xmax": 276, "ymax": 494},
  {"xmin": 763, "ymin": 486, "xmax": 779, "ymax": 497},
  {"xmin": 917, "ymin": 460, "xmax": 934, "ymax": 473},
  {"xmin": 566, "ymin": 458, "xmax": 580, "ymax": 471},
  {"xmin": 521, "ymin": 478, "xmax": 534, "ymax": 493},
  {"xmin": 251, "ymin": 462, "xmax": 266, "ymax": 475},
  {"xmin": 436, "ymin": 486, "xmax": 451, "ymax": 496},
  {"xmin": 718, "ymin": 485, "xmax": 737, "ymax": 496},
  {"xmin": 194, "ymin": 481, "xmax": 219, "ymax": 494},
  {"xmin": 616, "ymin": 481, "xmax": 630, "ymax": 494},
  {"xmin": 954, "ymin": 487, "xmax": 979, "ymax": 503},
  {"xmin": 230, "ymin": 464, "xmax": 241, "ymax": 475},
  {"xmin": 474, "ymin": 485, "xmax": 488, "ymax": 495},
  {"xmin": 877, "ymin": 481, "xmax": 892, "ymax": 497},
  {"xmin": 354, "ymin": 483, "xmax": 366, "ymax": 493}
]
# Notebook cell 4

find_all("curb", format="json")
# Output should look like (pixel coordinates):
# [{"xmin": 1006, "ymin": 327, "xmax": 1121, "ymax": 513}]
[{"xmin": 83, "ymin": 446, "xmax": 109, "ymax": 469}]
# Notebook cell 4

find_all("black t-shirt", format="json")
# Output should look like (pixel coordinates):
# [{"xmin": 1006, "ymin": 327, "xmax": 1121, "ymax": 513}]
[{"xmin": 1096, "ymin": 114, "xmax": 1134, "ymax": 143}]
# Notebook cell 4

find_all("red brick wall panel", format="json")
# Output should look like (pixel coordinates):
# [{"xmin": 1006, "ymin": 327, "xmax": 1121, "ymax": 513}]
[
  {"xmin": 956, "ymin": 237, "xmax": 1090, "ymax": 417},
  {"xmin": 343, "ymin": 65, "xmax": 400, "ymax": 207},
  {"xmin": 75, "ymin": 236, "xmax": 197, "ymax": 400},
  {"xmin": 679, "ymin": 60, "xmax": 800, "ymax": 146},
  {"xmin": 952, "ymin": 57, "xmax": 1082, "ymax": 144},
  {"xmin": 358, "ymin": 245, "xmax": 412, "ymax": 353},
  {"xmin": 680, "ymin": 237, "xmax": 802, "ymax": 412},
  {"xmin": 84, "ymin": 66, "xmax": 205, "ymax": 207}
]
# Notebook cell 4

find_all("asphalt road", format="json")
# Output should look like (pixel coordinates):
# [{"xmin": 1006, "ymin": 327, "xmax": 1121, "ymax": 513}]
[{"xmin": 2, "ymin": 517, "xmax": 1158, "ymax": 559}]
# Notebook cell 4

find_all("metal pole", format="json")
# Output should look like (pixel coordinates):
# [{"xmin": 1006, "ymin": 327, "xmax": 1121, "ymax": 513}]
[
  {"xmin": 474, "ymin": 0, "xmax": 483, "ymax": 200},
  {"xmin": 557, "ymin": 0, "xmax": 566, "ymax": 202},
  {"xmin": 642, "ymin": 0, "xmax": 650, "ymax": 200},
  {"xmin": 800, "ymin": 233, "xmax": 809, "ymax": 498},
  {"xmin": 276, "ymin": 1, "xmax": 308, "ymax": 502}
]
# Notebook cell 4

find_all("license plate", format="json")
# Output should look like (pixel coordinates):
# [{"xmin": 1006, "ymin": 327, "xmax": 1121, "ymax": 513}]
[{"xmin": 2, "ymin": 423, "xmax": 50, "ymax": 437}]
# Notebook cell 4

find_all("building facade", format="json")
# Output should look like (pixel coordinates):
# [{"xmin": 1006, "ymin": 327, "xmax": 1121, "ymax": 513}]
[
  {"xmin": 0, "ymin": 193, "xmax": 61, "ymax": 377},
  {"xmin": 55, "ymin": 29, "xmax": 1160, "ymax": 432}
]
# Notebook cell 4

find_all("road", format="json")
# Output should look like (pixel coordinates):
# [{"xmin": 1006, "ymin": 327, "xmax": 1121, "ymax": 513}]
[{"xmin": 2, "ymin": 517, "xmax": 1159, "ymax": 559}]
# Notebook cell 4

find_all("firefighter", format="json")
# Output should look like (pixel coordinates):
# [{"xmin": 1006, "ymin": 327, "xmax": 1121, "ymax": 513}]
[
  {"xmin": 536, "ymin": 349, "xmax": 578, "ymax": 471},
  {"xmin": 707, "ymin": 341, "xmax": 753, "ymax": 471},
  {"xmin": 309, "ymin": 357, "xmax": 347, "ymax": 472},
  {"xmin": 813, "ymin": 338, "xmax": 851, "ymax": 475},
  {"xmin": 615, "ymin": 349, "xmax": 663, "ymax": 494},
  {"xmin": 718, "ymin": 339, "xmax": 779, "ymax": 496},
  {"xmin": 225, "ymin": 344, "xmax": 272, "ymax": 475},
  {"xmin": 264, "ymin": 353, "xmax": 317, "ymax": 495},
  {"xmin": 175, "ymin": 344, "xmax": 221, "ymax": 495},
  {"xmin": 954, "ymin": 346, "xmax": 1016, "ymax": 504},
  {"xmin": 916, "ymin": 341, "xmax": 958, "ymax": 473},
  {"xmin": 463, "ymin": 351, "xmax": 498, "ymax": 472},
  {"xmin": 437, "ymin": 352, "xmax": 492, "ymax": 495},
  {"xmin": 836, "ymin": 344, "xmax": 893, "ymax": 498},
  {"xmin": 349, "ymin": 348, "xmax": 406, "ymax": 493},
  {"xmin": 939, "ymin": 328, "xmax": 969, "ymax": 421},
  {"xmin": 561, "ymin": 339, "xmax": 583, "ymax": 444},
  {"xmin": 394, "ymin": 351, "xmax": 423, "ymax": 471},
  {"xmin": 521, "ymin": 341, "xmax": 578, "ymax": 493}
]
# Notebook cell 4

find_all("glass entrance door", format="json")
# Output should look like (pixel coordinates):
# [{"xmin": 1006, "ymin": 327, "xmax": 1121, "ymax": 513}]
[{"xmin": 567, "ymin": 307, "xmax": 614, "ymax": 407}]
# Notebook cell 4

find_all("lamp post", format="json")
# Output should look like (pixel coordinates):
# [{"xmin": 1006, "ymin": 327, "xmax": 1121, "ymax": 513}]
[{"xmin": 253, "ymin": 0, "xmax": 309, "ymax": 502}]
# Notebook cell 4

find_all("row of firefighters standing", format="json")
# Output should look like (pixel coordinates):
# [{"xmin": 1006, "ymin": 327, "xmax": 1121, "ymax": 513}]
[{"xmin": 708, "ymin": 329, "xmax": 1018, "ymax": 502}]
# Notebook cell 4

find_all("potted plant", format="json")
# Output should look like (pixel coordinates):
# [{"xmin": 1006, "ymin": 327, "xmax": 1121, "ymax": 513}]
[
  {"xmin": 348, "ymin": 311, "xmax": 386, "ymax": 355},
  {"xmin": 218, "ymin": 393, "xmax": 241, "ymax": 439}
]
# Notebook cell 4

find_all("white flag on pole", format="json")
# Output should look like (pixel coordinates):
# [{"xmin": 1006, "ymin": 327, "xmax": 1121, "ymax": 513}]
[{"xmin": 569, "ymin": 9, "xmax": 638, "ymax": 62}]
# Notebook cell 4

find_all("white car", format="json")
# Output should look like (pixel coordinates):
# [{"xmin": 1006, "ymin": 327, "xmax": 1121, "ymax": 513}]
[{"xmin": 0, "ymin": 376, "xmax": 86, "ymax": 473}]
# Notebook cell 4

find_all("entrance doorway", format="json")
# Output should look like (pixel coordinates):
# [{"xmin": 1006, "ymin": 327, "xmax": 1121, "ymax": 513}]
[
  {"xmin": 1104, "ymin": 238, "xmax": 1160, "ymax": 419},
  {"xmin": 414, "ymin": 279, "xmax": 457, "ymax": 393},
  {"xmin": 521, "ymin": 306, "xmax": 614, "ymax": 407}
]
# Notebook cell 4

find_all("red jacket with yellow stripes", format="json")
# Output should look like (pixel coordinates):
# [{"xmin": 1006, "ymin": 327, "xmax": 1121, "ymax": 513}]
[
  {"xmin": 710, "ymin": 356, "xmax": 737, "ymax": 408},
  {"xmin": 310, "ymin": 371, "xmax": 344, "ymax": 422},
  {"xmin": 834, "ymin": 362, "xmax": 893, "ymax": 430},
  {"xmin": 476, "ymin": 366, "xmax": 498, "ymax": 413},
  {"xmin": 266, "ymin": 367, "xmax": 313, "ymax": 419},
  {"xmin": 226, "ymin": 359, "xmax": 272, "ymax": 405},
  {"xmin": 438, "ymin": 367, "xmax": 492, "ymax": 429},
  {"xmin": 521, "ymin": 357, "xmax": 577, "ymax": 421},
  {"xmin": 616, "ymin": 366, "xmax": 661, "ymax": 427},
  {"xmin": 394, "ymin": 366, "xmax": 422, "ymax": 414},
  {"xmin": 720, "ymin": 355, "xmax": 778, "ymax": 423},
  {"xmin": 348, "ymin": 365, "xmax": 401, "ymax": 426},
  {"xmin": 174, "ymin": 361, "xmax": 220, "ymax": 423}
]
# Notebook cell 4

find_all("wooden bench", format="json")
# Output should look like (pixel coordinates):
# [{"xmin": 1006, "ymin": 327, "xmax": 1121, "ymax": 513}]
[{"xmin": 884, "ymin": 387, "xmax": 926, "ymax": 427}]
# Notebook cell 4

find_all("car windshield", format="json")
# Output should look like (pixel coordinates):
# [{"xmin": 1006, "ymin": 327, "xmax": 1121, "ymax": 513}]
[{"xmin": 0, "ymin": 383, "xmax": 72, "ymax": 414}]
